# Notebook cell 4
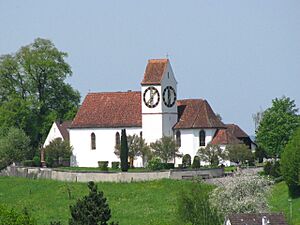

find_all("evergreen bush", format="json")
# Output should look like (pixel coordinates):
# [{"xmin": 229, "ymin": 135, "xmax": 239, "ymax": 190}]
[
  {"xmin": 22, "ymin": 160, "xmax": 34, "ymax": 167},
  {"xmin": 33, "ymin": 156, "xmax": 40, "ymax": 167},
  {"xmin": 98, "ymin": 161, "xmax": 109, "ymax": 171},
  {"xmin": 111, "ymin": 162, "xmax": 119, "ymax": 169},
  {"xmin": 0, "ymin": 204, "xmax": 36, "ymax": 225},
  {"xmin": 182, "ymin": 154, "xmax": 191, "ymax": 168},
  {"xmin": 192, "ymin": 156, "xmax": 200, "ymax": 169},
  {"xmin": 69, "ymin": 181, "xmax": 118, "ymax": 225}
]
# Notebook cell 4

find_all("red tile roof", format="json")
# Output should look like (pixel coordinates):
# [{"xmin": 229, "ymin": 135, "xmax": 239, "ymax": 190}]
[
  {"xmin": 141, "ymin": 59, "xmax": 168, "ymax": 85},
  {"xmin": 211, "ymin": 129, "xmax": 242, "ymax": 145},
  {"xmin": 71, "ymin": 91, "xmax": 142, "ymax": 128},
  {"xmin": 226, "ymin": 124, "xmax": 249, "ymax": 138},
  {"xmin": 174, "ymin": 99, "xmax": 226, "ymax": 129},
  {"xmin": 55, "ymin": 121, "xmax": 72, "ymax": 141},
  {"xmin": 226, "ymin": 213, "xmax": 288, "ymax": 225},
  {"xmin": 71, "ymin": 92, "xmax": 224, "ymax": 130}
]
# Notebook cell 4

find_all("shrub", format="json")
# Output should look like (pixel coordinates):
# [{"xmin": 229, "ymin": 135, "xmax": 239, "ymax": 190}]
[
  {"xmin": 147, "ymin": 157, "xmax": 164, "ymax": 171},
  {"xmin": 263, "ymin": 161, "xmax": 272, "ymax": 175},
  {"xmin": 210, "ymin": 174, "xmax": 273, "ymax": 215},
  {"xmin": 0, "ymin": 127, "xmax": 30, "ymax": 169},
  {"xmin": 111, "ymin": 161, "xmax": 119, "ymax": 169},
  {"xmin": 182, "ymin": 154, "xmax": 191, "ymax": 168},
  {"xmin": 281, "ymin": 127, "xmax": 300, "ymax": 198},
  {"xmin": 22, "ymin": 160, "xmax": 34, "ymax": 167},
  {"xmin": 264, "ymin": 161, "xmax": 281, "ymax": 178},
  {"xmin": 33, "ymin": 156, "xmax": 40, "ymax": 167},
  {"xmin": 0, "ymin": 204, "xmax": 36, "ymax": 225},
  {"xmin": 165, "ymin": 163, "xmax": 174, "ymax": 169},
  {"xmin": 177, "ymin": 183, "xmax": 222, "ymax": 225},
  {"xmin": 44, "ymin": 138, "xmax": 72, "ymax": 168},
  {"xmin": 69, "ymin": 181, "xmax": 118, "ymax": 225},
  {"xmin": 98, "ymin": 161, "xmax": 109, "ymax": 171},
  {"xmin": 192, "ymin": 156, "xmax": 200, "ymax": 169}
]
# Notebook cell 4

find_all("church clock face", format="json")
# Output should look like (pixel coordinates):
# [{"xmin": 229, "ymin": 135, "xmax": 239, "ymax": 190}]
[
  {"xmin": 143, "ymin": 86, "xmax": 160, "ymax": 108},
  {"xmin": 163, "ymin": 86, "xmax": 177, "ymax": 107}
]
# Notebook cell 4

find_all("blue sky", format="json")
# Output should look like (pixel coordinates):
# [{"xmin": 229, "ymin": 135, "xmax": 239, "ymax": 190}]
[{"xmin": 0, "ymin": 0, "xmax": 299, "ymax": 135}]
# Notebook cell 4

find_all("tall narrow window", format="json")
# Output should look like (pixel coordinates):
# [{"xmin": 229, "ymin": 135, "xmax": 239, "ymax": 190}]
[
  {"xmin": 115, "ymin": 132, "xmax": 120, "ymax": 146},
  {"xmin": 199, "ymin": 130, "xmax": 205, "ymax": 146},
  {"xmin": 91, "ymin": 133, "xmax": 96, "ymax": 150},
  {"xmin": 176, "ymin": 130, "xmax": 181, "ymax": 147}
]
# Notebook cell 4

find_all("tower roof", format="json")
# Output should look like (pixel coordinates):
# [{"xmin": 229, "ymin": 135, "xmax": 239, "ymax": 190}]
[{"xmin": 141, "ymin": 59, "xmax": 169, "ymax": 85}]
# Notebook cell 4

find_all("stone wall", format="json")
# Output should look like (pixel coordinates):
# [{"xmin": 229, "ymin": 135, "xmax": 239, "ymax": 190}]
[{"xmin": 0, "ymin": 166, "xmax": 224, "ymax": 183}]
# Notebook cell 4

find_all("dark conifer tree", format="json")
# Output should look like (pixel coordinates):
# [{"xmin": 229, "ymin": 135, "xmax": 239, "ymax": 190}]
[
  {"xmin": 120, "ymin": 129, "xmax": 129, "ymax": 172},
  {"xmin": 69, "ymin": 181, "xmax": 118, "ymax": 225}
]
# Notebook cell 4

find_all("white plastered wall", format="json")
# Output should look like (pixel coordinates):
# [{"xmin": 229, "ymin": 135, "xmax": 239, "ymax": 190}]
[
  {"xmin": 176, "ymin": 128, "xmax": 217, "ymax": 166},
  {"xmin": 69, "ymin": 127, "xmax": 142, "ymax": 167},
  {"xmin": 43, "ymin": 122, "xmax": 64, "ymax": 148}
]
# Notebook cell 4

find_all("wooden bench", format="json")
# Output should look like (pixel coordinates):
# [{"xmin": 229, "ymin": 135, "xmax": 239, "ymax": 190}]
[
  {"xmin": 197, "ymin": 174, "xmax": 210, "ymax": 179},
  {"xmin": 181, "ymin": 175, "xmax": 194, "ymax": 180}
]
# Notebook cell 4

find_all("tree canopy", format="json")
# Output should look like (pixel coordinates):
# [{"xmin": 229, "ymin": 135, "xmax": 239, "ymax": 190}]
[
  {"xmin": 0, "ymin": 127, "xmax": 30, "ymax": 169},
  {"xmin": 256, "ymin": 96, "xmax": 299, "ymax": 157},
  {"xmin": 281, "ymin": 127, "xmax": 300, "ymax": 198},
  {"xmin": 198, "ymin": 144, "xmax": 227, "ymax": 166},
  {"xmin": 150, "ymin": 136, "xmax": 180, "ymax": 163},
  {"xmin": 0, "ymin": 38, "xmax": 80, "ymax": 153},
  {"xmin": 226, "ymin": 144, "xmax": 253, "ymax": 165}
]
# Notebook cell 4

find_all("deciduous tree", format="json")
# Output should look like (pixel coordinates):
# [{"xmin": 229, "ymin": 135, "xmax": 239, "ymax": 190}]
[
  {"xmin": 150, "ymin": 136, "xmax": 181, "ymax": 163},
  {"xmin": 256, "ymin": 96, "xmax": 299, "ymax": 157},
  {"xmin": 281, "ymin": 127, "xmax": 300, "ymax": 198},
  {"xmin": 44, "ymin": 138, "xmax": 72, "ymax": 167},
  {"xmin": 0, "ymin": 127, "xmax": 30, "ymax": 169},
  {"xmin": 227, "ymin": 144, "xmax": 253, "ymax": 165},
  {"xmin": 0, "ymin": 38, "xmax": 80, "ymax": 152},
  {"xmin": 210, "ymin": 175, "xmax": 273, "ymax": 216},
  {"xmin": 198, "ymin": 144, "xmax": 227, "ymax": 166}
]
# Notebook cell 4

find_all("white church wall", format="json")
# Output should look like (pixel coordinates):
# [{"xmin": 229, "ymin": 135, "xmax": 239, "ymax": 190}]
[
  {"xmin": 177, "ymin": 128, "xmax": 217, "ymax": 166},
  {"xmin": 70, "ymin": 127, "xmax": 142, "ymax": 168},
  {"xmin": 43, "ymin": 122, "xmax": 63, "ymax": 148}
]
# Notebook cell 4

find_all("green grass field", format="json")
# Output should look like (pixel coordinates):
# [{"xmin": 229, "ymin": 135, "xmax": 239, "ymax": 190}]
[
  {"xmin": 1, "ymin": 176, "xmax": 299, "ymax": 225},
  {"xmin": 268, "ymin": 182, "xmax": 300, "ymax": 225},
  {"xmin": 0, "ymin": 176, "xmax": 205, "ymax": 225}
]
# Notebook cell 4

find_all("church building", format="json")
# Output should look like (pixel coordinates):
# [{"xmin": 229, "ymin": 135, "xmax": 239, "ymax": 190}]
[{"xmin": 68, "ymin": 59, "xmax": 251, "ymax": 167}]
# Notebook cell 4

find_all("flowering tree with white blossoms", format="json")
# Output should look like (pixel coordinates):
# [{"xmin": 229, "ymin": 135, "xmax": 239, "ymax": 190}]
[{"xmin": 210, "ymin": 174, "xmax": 273, "ymax": 216}]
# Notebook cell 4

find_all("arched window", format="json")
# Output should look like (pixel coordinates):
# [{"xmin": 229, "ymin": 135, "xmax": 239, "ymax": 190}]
[
  {"xmin": 176, "ymin": 130, "xmax": 181, "ymax": 147},
  {"xmin": 91, "ymin": 133, "xmax": 96, "ymax": 150},
  {"xmin": 199, "ymin": 130, "xmax": 205, "ymax": 146},
  {"xmin": 115, "ymin": 132, "xmax": 120, "ymax": 146}
]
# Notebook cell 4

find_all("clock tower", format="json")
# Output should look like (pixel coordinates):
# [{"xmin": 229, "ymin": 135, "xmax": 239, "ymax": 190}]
[{"xmin": 141, "ymin": 59, "xmax": 178, "ymax": 144}]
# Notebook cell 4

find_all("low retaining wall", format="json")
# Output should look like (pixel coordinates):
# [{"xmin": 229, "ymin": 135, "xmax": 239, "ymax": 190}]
[{"xmin": 1, "ymin": 166, "xmax": 224, "ymax": 183}]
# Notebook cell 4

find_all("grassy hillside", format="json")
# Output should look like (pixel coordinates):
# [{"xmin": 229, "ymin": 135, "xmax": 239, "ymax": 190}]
[
  {"xmin": 268, "ymin": 182, "xmax": 300, "ymax": 225},
  {"xmin": 0, "ymin": 176, "xmax": 206, "ymax": 225}
]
